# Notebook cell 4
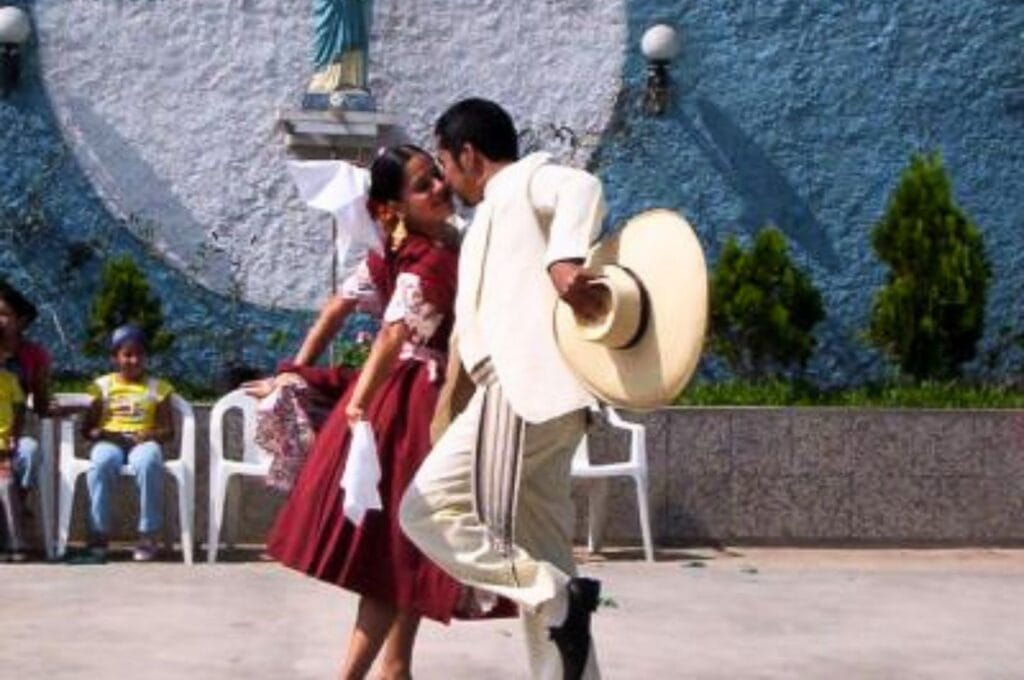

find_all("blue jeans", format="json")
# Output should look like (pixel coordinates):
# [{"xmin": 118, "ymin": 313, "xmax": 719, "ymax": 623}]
[
  {"xmin": 87, "ymin": 440, "xmax": 165, "ymax": 536},
  {"xmin": 13, "ymin": 436, "xmax": 40, "ymax": 490}
]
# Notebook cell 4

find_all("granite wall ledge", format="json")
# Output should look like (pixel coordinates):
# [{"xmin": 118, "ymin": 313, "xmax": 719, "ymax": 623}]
[{"xmin": 43, "ymin": 406, "xmax": 1024, "ymax": 552}]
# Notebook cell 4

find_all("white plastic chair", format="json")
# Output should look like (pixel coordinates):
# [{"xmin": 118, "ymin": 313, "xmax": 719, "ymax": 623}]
[
  {"xmin": 207, "ymin": 389, "xmax": 272, "ymax": 563},
  {"xmin": 571, "ymin": 405, "xmax": 654, "ymax": 562},
  {"xmin": 56, "ymin": 392, "xmax": 196, "ymax": 564},
  {"xmin": 22, "ymin": 401, "xmax": 56, "ymax": 560}
]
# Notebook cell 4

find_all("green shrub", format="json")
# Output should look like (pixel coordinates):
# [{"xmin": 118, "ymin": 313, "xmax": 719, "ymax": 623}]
[
  {"xmin": 868, "ymin": 153, "xmax": 990, "ymax": 381},
  {"xmin": 676, "ymin": 380, "xmax": 1024, "ymax": 409},
  {"xmin": 84, "ymin": 255, "xmax": 174, "ymax": 356},
  {"xmin": 709, "ymin": 227, "xmax": 824, "ymax": 379}
]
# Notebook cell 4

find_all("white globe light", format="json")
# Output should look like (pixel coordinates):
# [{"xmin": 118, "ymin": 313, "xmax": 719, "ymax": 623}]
[
  {"xmin": 0, "ymin": 6, "xmax": 31, "ymax": 45},
  {"xmin": 641, "ymin": 24, "xmax": 680, "ymax": 62}
]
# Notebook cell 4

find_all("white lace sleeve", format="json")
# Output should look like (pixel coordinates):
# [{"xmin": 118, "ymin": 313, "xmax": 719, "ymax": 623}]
[
  {"xmin": 339, "ymin": 260, "xmax": 382, "ymax": 314},
  {"xmin": 384, "ymin": 272, "xmax": 444, "ymax": 343}
]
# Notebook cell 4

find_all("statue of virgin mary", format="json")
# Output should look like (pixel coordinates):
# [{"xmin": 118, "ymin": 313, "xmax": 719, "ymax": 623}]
[{"xmin": 308, "ymin": 0, "xmax": 372, "ymax": 94}]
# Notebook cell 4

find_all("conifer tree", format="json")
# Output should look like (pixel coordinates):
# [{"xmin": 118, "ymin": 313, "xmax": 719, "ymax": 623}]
[
  {"xmin": 84, "ymin": 255, "xmax": 174, "ymax": 356},
  {"xmin": 710, "ymin": 227, "xmax": 824, "ymax": 379},
  {"xmin": 868, "ymin": 153, "xmax": 990, "ymax": 380}
]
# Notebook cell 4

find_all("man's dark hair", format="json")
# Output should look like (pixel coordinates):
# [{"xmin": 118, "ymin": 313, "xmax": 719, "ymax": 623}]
[{"xmin": 434, "ymin": 98, "xmax": 518, "ymax": 164}]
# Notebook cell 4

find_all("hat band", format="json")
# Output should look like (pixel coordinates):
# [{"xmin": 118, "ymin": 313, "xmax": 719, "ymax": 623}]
[{"xmin": 577, "ymin": 265, "xmax": 650, "ymax": 350}]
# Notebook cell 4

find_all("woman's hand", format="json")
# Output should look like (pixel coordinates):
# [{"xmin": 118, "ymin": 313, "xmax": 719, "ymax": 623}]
[
  {"xmin": 345, "ymin": 403, "xmax": 364, "ymax": 427},
  {"xmin": 241, "ymin": 378, "xmax": 275, "ymax": 399},
  {"xmin": 243, "ymin": 373, "xmax": 307, "ymax": 400}
]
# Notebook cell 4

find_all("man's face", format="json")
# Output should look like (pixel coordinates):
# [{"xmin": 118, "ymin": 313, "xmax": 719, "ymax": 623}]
[{"xmin": 436, "ymin": 143, "xmax": 483, "ymax": 207}]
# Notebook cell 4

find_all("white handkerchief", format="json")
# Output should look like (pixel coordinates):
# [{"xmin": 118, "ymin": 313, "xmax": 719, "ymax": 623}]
[{"xmin": 340, "ymin": 421, "xmax": 383, "ymax": 525}]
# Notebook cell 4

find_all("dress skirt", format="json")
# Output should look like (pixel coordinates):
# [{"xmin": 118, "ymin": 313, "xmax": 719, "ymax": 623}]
[{"xmin": 267, "ymin": 358, "xmax": 475, "ymax": 623}]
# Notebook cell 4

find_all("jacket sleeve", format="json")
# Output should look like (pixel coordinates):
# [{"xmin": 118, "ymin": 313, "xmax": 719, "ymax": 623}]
[{"xmin": 528, "ymin": 164, "xmax": 607, "ymax": 267}]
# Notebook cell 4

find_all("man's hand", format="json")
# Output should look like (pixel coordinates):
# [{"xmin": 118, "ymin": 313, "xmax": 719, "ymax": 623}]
[{"xmin": 548, "ymin": 261, "xmax": 607, "ymax": 322}]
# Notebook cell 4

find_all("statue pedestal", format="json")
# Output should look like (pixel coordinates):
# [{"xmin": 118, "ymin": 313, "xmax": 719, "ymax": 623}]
[{"xmin": 276, "ymin": 108, "xmax": 400, "ymax": 162}]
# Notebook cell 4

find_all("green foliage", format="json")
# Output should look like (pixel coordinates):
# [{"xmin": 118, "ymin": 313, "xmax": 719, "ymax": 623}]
[
  {"xmin": 676, "ymin": 380, "xmax": 1024, "ymax": 409},
  {"xmin": 334, "ymin": 337, "xmax": 371, "ymax": 368},
  {"xmin": 868, "ymin": 153, "xmax": 990, "ymax": 381},
  {"xmin": 84, "ymin": 256, "xmax": 173, "ymax": 356},
  {"xmin": 709, "ymin": 227, "xmax": 824, "ymax": 379}
]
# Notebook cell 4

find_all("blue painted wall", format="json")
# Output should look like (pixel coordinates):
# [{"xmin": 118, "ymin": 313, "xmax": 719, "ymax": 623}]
[{"xmin": 595, "ymin": 1, "xmax": 1024, "ymax": 383}]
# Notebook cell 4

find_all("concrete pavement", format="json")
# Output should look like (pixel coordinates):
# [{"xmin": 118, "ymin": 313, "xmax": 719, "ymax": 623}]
[{"xmin": 2, "ymin": 548, "xmax": 1023, "ymax": 679}]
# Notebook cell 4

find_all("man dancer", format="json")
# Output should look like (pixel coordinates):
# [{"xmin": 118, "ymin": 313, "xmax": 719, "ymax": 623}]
[{"xmin": 400, "ymin": 98, "xmax": 606, "ymax": 679}]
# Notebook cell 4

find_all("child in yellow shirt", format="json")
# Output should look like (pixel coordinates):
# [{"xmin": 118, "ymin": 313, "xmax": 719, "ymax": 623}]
[
  {"xmin": 0, "ymin": 350, "xmax": 27, "ymax": 561},
  {"xmin": 80, "ymin": 325, "xmax": 174, "ymax": 562}
]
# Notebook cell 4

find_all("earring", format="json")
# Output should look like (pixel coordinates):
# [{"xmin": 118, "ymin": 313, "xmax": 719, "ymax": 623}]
[{"xmin": 391, "ymin": 216, "xmax": 408, "ymax": 251}]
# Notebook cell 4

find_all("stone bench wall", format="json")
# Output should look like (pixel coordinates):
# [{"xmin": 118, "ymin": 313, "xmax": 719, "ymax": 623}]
[{"xmin": 48, "ymin": 407, "xmax": 1024, "ymax": 551}]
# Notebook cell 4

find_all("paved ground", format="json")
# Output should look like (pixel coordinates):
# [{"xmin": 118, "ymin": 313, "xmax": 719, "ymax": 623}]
[{"xmin": 2, "ymin": 548, "xmax": 1023, "ymax": 679}]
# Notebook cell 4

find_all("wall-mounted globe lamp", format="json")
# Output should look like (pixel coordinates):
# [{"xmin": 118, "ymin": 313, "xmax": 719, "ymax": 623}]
[
  {"xmin": 0, "ymin": 6, "xmax": 31, "ymax": 98},
  {"xmin": 641, "ymin": 24, "xmax": 680, "ymax": 116}
]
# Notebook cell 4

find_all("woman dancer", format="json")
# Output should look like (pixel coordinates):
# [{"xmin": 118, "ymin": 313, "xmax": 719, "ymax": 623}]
[{"xmin": 266, "ymin": 145, "xmax": 507, "ymax": 680}]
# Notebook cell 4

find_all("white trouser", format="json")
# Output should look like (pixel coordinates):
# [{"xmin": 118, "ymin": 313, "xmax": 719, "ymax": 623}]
[{"xmin": 400, "ymin": 387, "xmax": 599, "ymax": 679}]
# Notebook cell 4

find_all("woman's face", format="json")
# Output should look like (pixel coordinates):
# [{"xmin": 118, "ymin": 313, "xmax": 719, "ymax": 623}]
[{"xmin": 398, "ymin": 153, "xmax": 453, "ymax": 234}]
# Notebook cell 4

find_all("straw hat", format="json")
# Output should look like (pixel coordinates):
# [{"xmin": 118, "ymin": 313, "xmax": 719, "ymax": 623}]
[{"xmin": 553, "ymin": 209, "xmax": 708, "ymax": 409}]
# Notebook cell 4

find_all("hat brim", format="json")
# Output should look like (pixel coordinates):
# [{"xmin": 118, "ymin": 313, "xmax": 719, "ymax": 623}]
[{"xmin": 554, "ymin": 209, "xmax": 708, "ymax": 409}]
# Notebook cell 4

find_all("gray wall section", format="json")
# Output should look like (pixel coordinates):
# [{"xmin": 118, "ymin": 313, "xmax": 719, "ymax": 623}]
[
  {"xmin": 46, "ymin": 407, "xmax": 1024, "ymax": 554},
  {"xmin": 582, "ymin": 407, "xmax": 1024, "ymax": 547}
]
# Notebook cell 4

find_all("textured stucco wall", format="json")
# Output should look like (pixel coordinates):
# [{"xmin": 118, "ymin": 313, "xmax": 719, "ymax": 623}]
[
  {"xmin": 594, "ymin": 2, "xmax": 1024, "ymax": 382},
  {"xmin": 32, "ymin": 0, "xmax": 626, "ymax": 307},
  {"xmin": 1, "ymin": 0, "xmax": 1022, "ymax": 384}
]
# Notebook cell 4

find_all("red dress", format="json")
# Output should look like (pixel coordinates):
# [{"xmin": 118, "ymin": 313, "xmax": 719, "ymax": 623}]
[{"xmin": 267, "ymin": 234, "xmax": 509, "ymax": 623}]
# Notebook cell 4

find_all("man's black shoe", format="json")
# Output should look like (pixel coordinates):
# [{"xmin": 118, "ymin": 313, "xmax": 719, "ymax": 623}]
[{"xmin": 548, "ymin": 577, "xmax": 600, "ymax": 680}]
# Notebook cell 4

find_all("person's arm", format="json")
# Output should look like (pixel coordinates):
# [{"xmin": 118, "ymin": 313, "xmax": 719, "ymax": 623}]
[
  {"xmin": 241, "ymin": 291, "xmax": 357, "ymax": 399},
  {"xmin": 32, "ymin": 359, "xmax": 51, "ymax": 418},
  {"xmin": 530, "ymin": 165, "xmax": 608, "ymax": 320},
  {"xmin": 140, "ymin": 398, "xmax": 175, "ymax": 444},
  {"xmin": 293, "ymin": 294, "xmax": 358, "ymax": 366},
  {"xmin": 344, "ymin": 321, "xmax": 408, "ymax": 425},
  {"xmin": 80, "ymin": 396, "xmax": 104, "ymax": 441}
]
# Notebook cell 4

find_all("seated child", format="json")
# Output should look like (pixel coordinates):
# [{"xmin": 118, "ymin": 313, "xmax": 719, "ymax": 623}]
[
  {"xmin": 80, "ymin": 325, "xmax": 174, "ymax": 562},
  {"xmin": 0, "ymin": 280, "xmax": 51, "ymax": 529},
  {"xmin": 0, "ymin": 353, "xmax": 26, "ymax": 561}
]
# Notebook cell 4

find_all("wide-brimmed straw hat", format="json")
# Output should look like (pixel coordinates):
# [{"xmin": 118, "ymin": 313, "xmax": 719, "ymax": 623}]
[{"xmin": 553, "ymin": 209, "xmax": 708, "ymax": 409}]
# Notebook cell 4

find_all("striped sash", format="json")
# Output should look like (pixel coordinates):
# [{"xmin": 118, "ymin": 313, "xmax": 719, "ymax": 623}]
[{"xmin": 469, "ymin": 359, "xmax": 525, "ymax": 562}]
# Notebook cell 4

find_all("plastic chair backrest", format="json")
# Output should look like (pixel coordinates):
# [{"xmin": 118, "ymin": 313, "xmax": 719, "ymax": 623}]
[
  {"xmin": 169, "ymin": 394, "xmax": 195, "ymax": 467},
  {"xmin": 209, "ymin": 389, "xmax": 271, "ymax": 466},
  {"xmin": 572, "ymin": 405, "xmax": 647, "ymax": 472}
]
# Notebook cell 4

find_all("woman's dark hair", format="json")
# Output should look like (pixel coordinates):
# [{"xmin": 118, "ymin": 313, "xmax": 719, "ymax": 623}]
[
  {"xmin": 434, "ymin": 98, "xmax": 518, "ymax": 164},
  {"xmin": 368, "ymin": 144, "xmax": 430, "ymax": 204},
  {"xmin": 0, "ymin": 279, "xmax": 38, "ymax": 326}
]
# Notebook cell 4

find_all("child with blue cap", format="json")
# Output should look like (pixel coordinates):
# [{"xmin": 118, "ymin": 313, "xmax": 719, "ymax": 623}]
[{"xmin": 79, "ymin": 324, "xmax": 175, "ymax": 562}]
